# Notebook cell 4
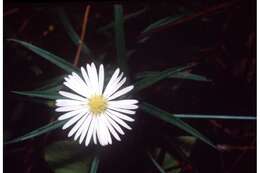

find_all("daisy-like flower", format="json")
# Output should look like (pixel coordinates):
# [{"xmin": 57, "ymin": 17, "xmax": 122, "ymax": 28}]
[{"xmin": 55, "ymin": 63, "xmax": 138, "ymax": 146}]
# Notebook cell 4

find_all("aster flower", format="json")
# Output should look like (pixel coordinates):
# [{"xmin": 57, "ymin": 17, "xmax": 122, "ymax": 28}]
[{"xmin": 55, "ymin": 63, "xmax": 138, "ymax": 146}]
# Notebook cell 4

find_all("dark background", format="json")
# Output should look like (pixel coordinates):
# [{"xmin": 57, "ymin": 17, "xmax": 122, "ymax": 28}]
[{"xmin": 4, "ymin": 1, "xmax": 256, "ymax": 173}]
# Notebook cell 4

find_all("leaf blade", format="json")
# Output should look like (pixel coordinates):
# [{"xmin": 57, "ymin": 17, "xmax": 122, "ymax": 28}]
[
  {"xmin": 140, "ymin": 102, "xmax": 216, "ymax": 149},
  {"xmin": 89, "ymin": 156, "xmax": 99, "ymax": 173},
  {"xmin": 97, "ymin": 7, "xmax": 147, "ymax": 33},
  {"xmin": 8, "ymin": 39, "xmax": 78, "ymax": 73},
  {"xmin": 148, "ymin": 153, "xmax": 167, "ymax": 173},
  {"xmin": 134, "ymin": 63, "xmax": 196, "ymax": 92},
  {"xmin": 114, "ymin": 4, "xmax": 128, "ymax": 73},
  {"xmin": 5, "ymin": 120, "xmax": 65, "ymax": 144},
  {"xmin": 174, "ymin": 114, "xmax": 256, "ymax": 120},
  {"xmin": 136, "ymin": 70, "xmax": 211, "ymax": 82},
  {"xmin": 56, "ymin": 8, "xmax": 95, "ymax": 61},
  {"xmin": 13, "ymin": 86, "xmax": 62, "ymax": 100}
]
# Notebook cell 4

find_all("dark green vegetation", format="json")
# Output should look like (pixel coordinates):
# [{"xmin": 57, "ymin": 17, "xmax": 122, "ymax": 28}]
[{"xmin": 4, "ymin": 1, "xmax": 256, "ymax": 173}]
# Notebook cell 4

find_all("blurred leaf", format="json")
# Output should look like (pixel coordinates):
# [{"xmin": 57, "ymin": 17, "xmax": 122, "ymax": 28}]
[
  {"xmin": 175, "ymin": 136, "xmax": 197, "ymax": 158},
  {"xmin": 13, "ymin": 85, "xmax": 62, "ymax": 100},
  {"xmin": 171, "ymin": 71, "xmax": 211, "ymax": 81},
  {"xmin": 142, "ymin": 14, "xmax": 184, "ymax": 34},
  {"xmin": 57, "ymin": 8, "xmax": 95, "ymax": 61},
  {"xmin": 45, "ymin": 140, "xmax": 92, "ymax": 173},
  {"xmin": 114, "ymin": 4, "xmax": 128, "ymax": 73},
  {"xmin": 148, "ymin": 153, "xmax": 167, "ymax": 173},
  {"xmin": 8, "ymin": 39, "xmax": 78, "ymax": 73},
  {"xmin": 97, "ymin": 7, "xmax": 147, "ymax": 33},
  {"xmin": 89, "ymin": 156, "xmax": 99, "ymax": 173},
  {"xmin": 174, "ymin": 114, "xmax": 256, "ymax": 120},
  {"xmin": 136, "ymin": 70, "xmax": 211, "ymax": 82},
  {"xmin": 134, "ymin": 63, "xmax": 196, "ymax": 92},
  {"xmin": 5, "ymin": 120, "xmax": 65, "ymax": 144},
  {"xmin": 163, "ymin": 153, "xmax": 181, "ymax": 173},
  {"xmin": 140, "ymin": 102, "xmax": 216, "ymax": 149},
  {"xmin": 35, "ymin": 75, "xmax": 65, "ymax": 91}
]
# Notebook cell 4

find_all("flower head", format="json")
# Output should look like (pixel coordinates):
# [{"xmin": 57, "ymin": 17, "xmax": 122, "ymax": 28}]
[{"xmin": 55, "ymin": 63, "xmax": 138, "ymax": 146}]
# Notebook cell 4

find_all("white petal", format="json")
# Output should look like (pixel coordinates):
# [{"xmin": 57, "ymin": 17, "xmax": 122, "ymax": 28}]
[
  {"xmin": 104, "ymin": 76, "xmax": 126, "ymax": 98},
  {"xmin": 103, "ymin": 68, "xmax": 120, "ymax": 96},
  {"xmin": 64, "ymin": 76, "xmax": 84, "ymax": 95},
  {"xmin": 93, "ymin": 126, "xmax": 97, "ymax": 144},
  {"xmin": 108, "ymin": 99, "xmax": 138, "ymax": 110},
  {"xmin": 58, "ymin": 109, "xmax": 87, "ymax": 120},
  {"xmin": 106, "ymin": 111, "xmax": 132, "ymax": 130},
  {"xmin": 68, "ymin": 113, "xmax": 88, "ymax": 137},
  {"xmin": 85, "ymin": 117, "xmax": 96, "ymax": 146},
  {"xmin": 64, "ymin": 74, "xmax": 90, "ymax": 98},
  {"xmin": 87, "ymin": 64, "xmax": 98, "ymax": 94},
  {"xmin": 107, "ymin": 85, "xmax": 134, "ymax": 101},
  {"xmin": 55, "ymin": 105, "xmax": 85, "ymax": 112},
  {"xmin": 97, "ymin": 117, "xmax": 107, "ymax": 146},
  {"xmin": 71, "ymin": 72, "xmax": 91, "ymax": 98},
  {"xmin": 81, "ymin": 67, "xmax": 93, "ymax": 90},
  {"xmin": 76, "ymin": 115, "xmax": 92, "ymax": 143},
  {"xmin": 108, "ymin": 107, "xmax": 136, "ymax": 115},
  {"xmin": 100, "ymin": 116, "xmax": 112, "ymax": 144},
  {"xmin": 98, "ymin": 64, "xmax": 104, "ymax": 95},
  {"xmin": 108, "ymin": 99, "xmax": 138, "ymax": 105},
  {"xmin": 104, "ymin": 114, "xmax": 125, "ymax": 135},
  {"xmin": 62, "ymin": 112, "xmax": 85, "ymax": 130},
  {"xmin": 101, "ymin": 116, "xmax": 121, "ymax": 141},
  {"xmin": 107, "ymin": 109, "xmax": 135, "ymax": 122},
  {"xmin": 56, "ymin": 99, "xmax": 85, "ymax": 107},
  {"xmin": 59, "ymin": 91, "xmax": 86, "ymax": 101}
]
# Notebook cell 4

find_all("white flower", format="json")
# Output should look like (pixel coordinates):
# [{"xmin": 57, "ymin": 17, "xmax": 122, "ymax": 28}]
[{"xmin": 55, "ymin": 63, "xmax": 138, "ymax": 146}]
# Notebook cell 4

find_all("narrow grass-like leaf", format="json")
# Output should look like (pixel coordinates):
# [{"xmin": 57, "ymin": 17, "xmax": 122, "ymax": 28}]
[
  {"xmin": 89, "ymin": 156, "xmax": 99, "ymax": 173},
  {"xmin": 13, "ymin": 86, "xmax": 62, "ymax": 100},
  {"xmin": 35, "ymin": 75, "xmax": 65, "ymax": 91},
  {"xmin": 140, "ymin": 102, "xmax": 216, "ymax": 149},
  {"xmin": 162, "ymin": 152, "xmax": 181, "ymax": 172},
  {"xmin": 136, "ymin": 70, "xmax": 211, "ymax": 82},
  {"xmin": 171, "ymin": 71, "xmax": 211, "ymax": 81},
  {"xmin": 134, "ymin": 63, "xmax": 196, "ymax": 92},
  {"xmin": 174, "ymin": 114, "xmax": 256, "ymax": 120},
  {"xmin": 8, "ymin": 39, "xmax": 78, "ymax": 73},
  {"xmin": 148, "ymin": 153, "xmax": 167, "ymax": 173},
  {"xmin": 114, "ymin": 4, "xmax": 128, "ymax": 73},
  {"xmin": 57, "ymin": 8, "xmax": 95, "ymax": 61},
  {"xmin": 142, "ymin": 15, "xmax": 184, "ymax": 34},
  {"xmin": 5, "ymin": 120, "xmax": 65, "ymax": 144},
  {"xmin": 97, "ymin": 7, "xmax": 147, "ymax": 33},
  {"xmin": 142, "ymin": 16, "xmax": 172, "ymax": 33}
]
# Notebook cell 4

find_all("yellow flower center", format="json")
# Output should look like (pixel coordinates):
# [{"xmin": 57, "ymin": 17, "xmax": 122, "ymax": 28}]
[{"xmin": 88, "ymin": 95, "xmax": 107, "ymax": 115}]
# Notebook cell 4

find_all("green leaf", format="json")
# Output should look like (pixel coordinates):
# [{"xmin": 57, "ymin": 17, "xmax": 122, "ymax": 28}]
[
  {"xmin": 174, "ymin": 114, "xmax": 256, "ymax": 120},
  {"xmin": 134, "ymin": 63, "xmax": 196, "ymax": 92},
  {"xmin": 89, "ymin": 156, "xmax": 99, "ymax": 173},
  {"xmin": 142, "ymin": 14, "xmax": 184, "ymax": 34},
  {"xmin": 5, "ymin": 120, "xmax": 65, "ymax": 144},
  {"xmin": 13, "ymin": 85, "xmax": 62, "ymax": 100},
  {"xmin": 56, "ymin": 8, "xmax": 95, "ymax": 61},
  {"xmin": 45, "ymin": 140, "xmax": 92, "ymax": 173},
  {"xmin": 114, "ymin": 4, "xmax": 128, "ymax": 73},
  {"xmin": 97, "ymin": 7, "xmax": 147, "ymax": 33},
  {"xmin": 162, "ymin": 152, "xmax": 181, "ymax": 173},
  {"xmin": 148, "ymin": 153, "xmax": 167, "ymax": 173},
  {"xmin": 34, "ymin": 75, "xmax": 65, "ymax": 91},
  {"xmin": 175, "ymin": 136, "xmax": 197, "ymax": 158},
  {"xmin": 170, "ymin": 71, "xmax": 211, "ymax": 81},
  {"xmin": 140, "ymin": 102, "xmax": 216, "ymax": 149},
  {"xmin": 8, "ymin": 39, "xmax": 78, "ymax": 73},
  {"xmin": 136, "ymin": 70, "xmax": 211, "ymax": 82}
]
